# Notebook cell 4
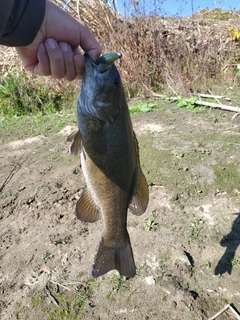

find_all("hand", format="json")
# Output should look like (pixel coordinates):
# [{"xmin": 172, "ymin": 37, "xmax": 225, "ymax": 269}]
[{"xmin": 16, "ymin": 0, "xmax": 102, "ymax": 80}]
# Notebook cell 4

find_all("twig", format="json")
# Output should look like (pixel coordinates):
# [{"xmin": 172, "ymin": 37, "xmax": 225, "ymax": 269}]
[
  {"xmin": 0, "ymin": 155, "xmax": 27, "ymax": 193},
  {"xmin": 141, "ymin": 82, "xmax": 166, "ymax": 98},
  {"xmin": 208, "ymin": 89, "xmax": 223, "ymax": 105},
  {"xmin": 197, "ymin": 93, "xmax": 231, "ymax": 101},
  {"xmin": 208, "ymin": 304, "xmax": 240, "ymax": 320},
  {"xmin": 194, "ymin": 100, "xmax": 240, "ymax": 112},
  {"xmin": 50, "ymin": 280, "xmax": 71, "ymax": 291},
  {"xmin": 45, "ymin": 285, "xmax": 60, "ymax": 307},
  {"xmin": 208, "ymin": 304, "xmax": 230, "ymax": 319},
  {"xmin": 232, "ymin": 113, "xmax": 240, "ymax": 120},
  {"xmin": 229, "ymin": 305, "xmax": 240, "ymax": 320},
  {"xmin": 139, "ymin": 86, "xmax": 240, "ymax": 113}
]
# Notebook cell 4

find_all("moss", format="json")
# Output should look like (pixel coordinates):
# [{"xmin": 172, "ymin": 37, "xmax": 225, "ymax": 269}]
[{"xmin": 213, "ymin": 163, "xmax": 240, "ymax": 193}]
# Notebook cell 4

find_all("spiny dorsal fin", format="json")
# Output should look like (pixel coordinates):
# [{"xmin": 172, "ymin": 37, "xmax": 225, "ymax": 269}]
[
  {"xmin": 76, "ymin": 189, "xmax": 101, "ymax": 223},
  {"xmin": 66, "ymin": 129, "xmax": 82, "ymax": 155},
  {"xmin": 129, "ymin": 131, "xmax": 149, "ymax": 215}
]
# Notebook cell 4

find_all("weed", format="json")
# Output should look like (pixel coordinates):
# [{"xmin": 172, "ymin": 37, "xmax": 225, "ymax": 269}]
[
  {"xmin": 49, "ymin": 283, "xmax": 94, "ymax": 320},
  {"xmin": 204, "ymin": 261, "xmax": 211, "ymax": 269},
  {"xmin": 177, "ymin": 96, "xmax": 198, "ymax": 110},
  {"xmin": 0, "ymin": 72, "xmax": 74, "ymax": 117},
  {"xmin": 19, "ymin": 227, "xmax": 28, "ymax": 234},
  {"xmin": 129, "ymin": 101, "xmax": 156, "ymax": 114},
  {"xmin": 196, "ymin": 285, "xmax": 203, "ymax": 293},
  {"xmin": 146, "ymin": 210, "xmax": 159, "ymax": 232},
  {"xmin": 0, "ymin": 300, "xmax": 7, "ymax": 314},
  {"xmin": 231, "ymin": 257, "xmax": 240, "ymax": 266},
  {"xmin": 106, "ymin": 272, "xmax": 130, "ymax": 300},
  {"xmin": 188, "ymin": 219, "xmax": 204, "ymax": 240},
  {"xmin": 72, "ymin": 168, "xmax": 80, "ymax": 175},
  {"xmin": 31, "ymin": 296, "xmax": 42, "ymax": 306},
  {"xmin": 42, "ymin": 251, "xmax": 55, "ymax": 262}
]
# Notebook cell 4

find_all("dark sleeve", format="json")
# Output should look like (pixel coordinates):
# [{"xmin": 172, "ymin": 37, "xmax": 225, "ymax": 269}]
[{"xmin": 0, "ymin": 0, "xmax": 46, "ymax": 46}]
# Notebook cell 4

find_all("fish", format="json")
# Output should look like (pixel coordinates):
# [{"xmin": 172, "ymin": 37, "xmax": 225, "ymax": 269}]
[{"xmin": 67, "ymin": 52, "xmax": 149, "ymax": 278}]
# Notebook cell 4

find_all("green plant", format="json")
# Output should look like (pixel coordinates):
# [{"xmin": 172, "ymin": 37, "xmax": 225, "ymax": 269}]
[
  {"xmin": 231, "ymin": 257, "xmax": 240, "ymax": 266},
  {"xmin": 0, "ymin": 72, "xmax": 74, "ymax": 117},
  {"xmin": 129, "ymin": 101, "xmax": 156, "ymax": 114},
  {"xmin": 49, "ymin": 283, "xmax": 94, "ymax": 320},
  {"xmin": 19, "ymin": 227, "xmax": 28, "ymax": 234},
  {"xmin": 42, "ymin": 251, "xmax": 55, "ymax": 262},
  {"xmin": 188, "ymin": 218, "xmax": 204, "ymax": 240},
  {"xmin": 177, "ymin": 96, "xmax": 198, "ymax": 110},
  {"xmin": 106, "ymin": 272, "xmax": 130, "ymax": 300},
  {"xmin": 146, "ymin": 210, "xmax": 159, "ymax": 232}
]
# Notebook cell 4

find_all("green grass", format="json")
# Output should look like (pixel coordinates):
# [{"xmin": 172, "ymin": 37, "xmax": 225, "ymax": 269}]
[
  {"xmin": 0, "ymin": 109, "xmax": 77, "ymax": 143},
  {"xmin": 0, "ymin": 72, "xmax": 75, "ymax": 117},
  {"xmin": 213, "ymin": 163, "xmax": 240, "ymax": 193},
  {"xmin": 129, "ymin": 101, "xmax": 158, "ymax": 114}
]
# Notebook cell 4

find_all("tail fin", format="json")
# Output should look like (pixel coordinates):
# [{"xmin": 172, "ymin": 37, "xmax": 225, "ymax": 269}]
[{"xmin": 92, "ymin": 235, "xmax": 136, "ymax": 278}]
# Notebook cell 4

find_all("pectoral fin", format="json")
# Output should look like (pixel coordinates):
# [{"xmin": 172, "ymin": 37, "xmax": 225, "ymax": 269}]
[
  {"xmin": 76, "ymin": 189, "xmax": 101, "ymax": 223},
  {"xmin": 129, "ymin": 131, "xmax": 149, "ymax": 215},
  {"xmin": 66, "ymin": 129, "xmax": 82, "ymax": 155}
]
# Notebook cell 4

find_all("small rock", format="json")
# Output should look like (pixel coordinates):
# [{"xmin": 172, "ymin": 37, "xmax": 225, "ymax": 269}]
[{"xmin": 145, "ymin": 276, "xmax": 155, "ymax": 285}]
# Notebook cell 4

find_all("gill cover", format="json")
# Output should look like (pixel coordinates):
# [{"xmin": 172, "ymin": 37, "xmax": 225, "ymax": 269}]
[{"xmin": 79, "ymin": 53, "xmax": 122, "ymax": 123}]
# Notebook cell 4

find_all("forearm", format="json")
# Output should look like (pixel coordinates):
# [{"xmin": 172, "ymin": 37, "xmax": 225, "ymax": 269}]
[{"xmin": 0, "ymin": 0, "xmax": 45, "ymax": 46}]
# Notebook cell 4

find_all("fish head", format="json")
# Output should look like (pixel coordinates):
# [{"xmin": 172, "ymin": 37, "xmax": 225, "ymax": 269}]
[{"xmin": 78, "ymin": 53, "xmax": 123, "ymax": 123}]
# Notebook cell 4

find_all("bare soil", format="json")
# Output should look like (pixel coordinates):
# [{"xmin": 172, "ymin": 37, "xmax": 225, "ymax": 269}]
[{"xmin": 1, "ymin": 102, "xmax": 240, "ymax": 320}]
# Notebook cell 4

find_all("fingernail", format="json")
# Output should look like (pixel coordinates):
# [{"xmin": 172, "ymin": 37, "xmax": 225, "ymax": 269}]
[
  {"xmin": 40, "ymin": 43, "xmax": 46, "ymax": 53},
  {"xmin": 46, "ymin": 38, "xmax": 56, "ymax": 49},
  {"xmin": 59, "ymin": 42, "xmax": 69, "ymax": 52}
]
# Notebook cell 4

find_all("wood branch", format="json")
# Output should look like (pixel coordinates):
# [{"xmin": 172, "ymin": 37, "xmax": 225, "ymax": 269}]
[
  {"xmin": 208, "ymin": 304, "xmax": 240, "ymax": 320},
  {"xmin": 194, "ymin": 100, "xmax": 240, "ymax": 112},
  {"xmin": 50, "ymin": 280, "xmax": 71, "ymax": 291},
  {"xmin": 45, "ymin": 285, "xmax": 60, "ymax": 307},
  {"xmin": 197, "ymin": 93, "xmax": 231, "ymax": 101},
  {"xmin": 141, "ymin": 86, "xmax": 239, "ymax": 113},
  {"xmin": 208, "ymin": 304, "xmax": 230, "ymax": 320},
  {"xmin": 229, "ymin": 305, "xmax": 240, "ymax": 320}
]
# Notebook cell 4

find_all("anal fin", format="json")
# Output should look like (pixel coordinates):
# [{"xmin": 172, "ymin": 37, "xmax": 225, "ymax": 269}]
[{"xmin": 76, "ymin": 189, "xmax": 100, "ymax": 223}]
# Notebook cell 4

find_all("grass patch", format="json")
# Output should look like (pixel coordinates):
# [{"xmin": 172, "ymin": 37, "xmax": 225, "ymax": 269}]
[
  {"xmin": 129, "ymin": 101, "xmax": 158, "ymax": 114},
  {"xmin": 213, "ymin": 163, "xmax": 240, "ymax": 193},
  {"xmin": 0, "ymin": 72, "xmax": 75, "ymax": 117},
  {"xmin": 0, "ymin": 109, "xmax": 77, "ymax": 143}
]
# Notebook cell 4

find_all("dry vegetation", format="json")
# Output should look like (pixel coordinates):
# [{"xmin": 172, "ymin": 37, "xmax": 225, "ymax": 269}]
[{"xmin": 0, "ymin": 0, "xmax": 240, "ymax": 101}]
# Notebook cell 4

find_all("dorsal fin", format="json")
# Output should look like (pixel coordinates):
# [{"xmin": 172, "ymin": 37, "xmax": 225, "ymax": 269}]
[
  {"xmin": 129, "ymin": 131, "xmax": 149, "ymax": 215},
  {"xmin": 66, "ymin": 129, "xmax": 82, "ymax": 155},
  {"xmin": 76, "ymin": 189, "xmax": 101, "ymax": 223}
]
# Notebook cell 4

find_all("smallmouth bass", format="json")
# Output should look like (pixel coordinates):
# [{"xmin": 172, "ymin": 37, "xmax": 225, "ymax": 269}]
[{"xmin": 67, "ymin": 52, "xmax": 149, "ymax": 278}]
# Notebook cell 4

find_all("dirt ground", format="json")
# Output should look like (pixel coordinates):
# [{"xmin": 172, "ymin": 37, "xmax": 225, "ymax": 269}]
[{"xmin": 0, "ymin": 100, "xmax": 240, "ymax": 320}]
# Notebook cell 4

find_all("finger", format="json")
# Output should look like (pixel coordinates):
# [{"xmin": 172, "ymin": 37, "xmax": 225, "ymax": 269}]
[
  {"xmin": 59, "ymin": 42, "xmax": 77, "ymax": 81},
  {"xmin": 34, "ymin": 43, "xmax": 51, "ymax": 76},
  {"xmin": 78, "ymin": 22, "xmax": 102, "ymax": 61},
  {"xmin": 45, "ymin": 38, "xmax": 65, "ymax": 79},
  {"xmin": 73, "ymin": 47, "xmax": 85, "ymax": 79}
]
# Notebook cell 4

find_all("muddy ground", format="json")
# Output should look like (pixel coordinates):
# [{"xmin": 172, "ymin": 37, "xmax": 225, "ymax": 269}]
[{"xmin": 0, "ymin": 99, "xmax": 240, "ymax": 320}]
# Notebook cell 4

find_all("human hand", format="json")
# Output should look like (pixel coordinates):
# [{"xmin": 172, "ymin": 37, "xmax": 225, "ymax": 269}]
[{"xmin": 16, "ymin": 0, "xmax": 102, "ymax": 80}]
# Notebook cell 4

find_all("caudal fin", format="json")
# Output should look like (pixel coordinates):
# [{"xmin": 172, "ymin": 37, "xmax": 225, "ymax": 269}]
[{"xmin": 92, "ymin": 235, "xmax": 136, "ymax": 278}]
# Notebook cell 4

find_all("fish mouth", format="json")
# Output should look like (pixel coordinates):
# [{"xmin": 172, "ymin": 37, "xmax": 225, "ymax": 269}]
[{"xmin": 95, "ymin": 52, "xmax": 122, "ymax": 73}]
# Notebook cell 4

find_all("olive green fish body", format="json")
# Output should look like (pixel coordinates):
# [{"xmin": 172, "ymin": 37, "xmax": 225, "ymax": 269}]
[{"xmin": 69, "ymin": 53, "xmax": 149, "ymax": 278}]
